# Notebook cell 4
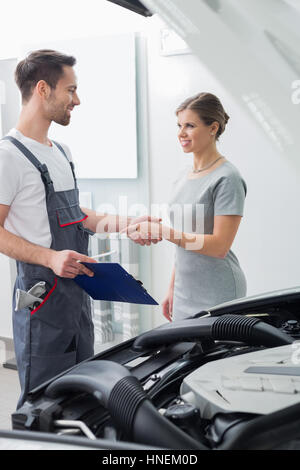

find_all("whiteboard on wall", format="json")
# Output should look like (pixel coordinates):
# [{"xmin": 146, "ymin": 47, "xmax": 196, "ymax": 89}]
[{"xmin": 23, "ymin": 33, "xmax": 138, "ymax": 179}]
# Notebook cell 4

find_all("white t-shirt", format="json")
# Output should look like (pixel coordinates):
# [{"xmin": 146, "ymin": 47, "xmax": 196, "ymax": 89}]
[{"xmin": 0, "ymin": 128, "xmax": 75, "ymax": 248}]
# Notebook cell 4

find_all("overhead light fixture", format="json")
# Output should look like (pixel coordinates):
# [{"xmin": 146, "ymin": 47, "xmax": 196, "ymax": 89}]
[{"xmin": 106, "ymin": 0, "xmax": 153, "ymax": 17}]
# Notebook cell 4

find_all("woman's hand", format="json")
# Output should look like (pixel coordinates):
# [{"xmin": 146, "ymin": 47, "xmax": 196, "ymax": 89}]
[
  {"xmin": 130, "ymin": 215, "xmax": 161, "ymax": 226},
  {"xmin": 123, "ymin": 221, "xmax": 163, "ymax": 246},
  {"xmin": 134, "ymin": 221, "xmax": 163, "ymax": 238},
  {"xmin": 162, "ymin": 286, "xmax": 174, "ymax": 322}
]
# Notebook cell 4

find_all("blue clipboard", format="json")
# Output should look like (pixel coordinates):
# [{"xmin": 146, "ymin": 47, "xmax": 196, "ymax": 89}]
[{"xmin": 74, "ymin": 263, "xmax": 158, "ymax": 305}]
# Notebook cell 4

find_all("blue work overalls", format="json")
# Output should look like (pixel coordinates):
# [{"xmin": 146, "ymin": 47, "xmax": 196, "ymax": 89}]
[{"xmin": 3, "ymin": 136, "xmax": 94, "ymax": 408}]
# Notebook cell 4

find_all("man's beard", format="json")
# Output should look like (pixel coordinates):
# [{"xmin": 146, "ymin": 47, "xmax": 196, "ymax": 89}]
[
  {"xmin": 53, "ymin": 114, "xmax": 70, "ymax": 126},
  {"xmin": 51, "ymin": 107, "xmax": 71, "ymax": 126},
  {"xmin": 47, "ymin": 97, "xmax": 71, "ymax": 126}
]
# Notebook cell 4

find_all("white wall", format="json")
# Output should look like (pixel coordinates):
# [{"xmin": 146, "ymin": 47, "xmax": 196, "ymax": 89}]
[{"xmin": 145, "ymin": 16, "xmax": 300, "ymax": 327}]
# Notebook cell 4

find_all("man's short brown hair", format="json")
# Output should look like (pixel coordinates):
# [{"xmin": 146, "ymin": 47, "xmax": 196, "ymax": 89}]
[{"xmin": 15, "ymin": 49, "xmax": 76, "ymax": 103}]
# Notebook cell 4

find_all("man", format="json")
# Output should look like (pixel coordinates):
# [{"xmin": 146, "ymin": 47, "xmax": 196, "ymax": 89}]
[{"xmin": 0, "ymin": 49, "xmax": 160, "ymax": 407}]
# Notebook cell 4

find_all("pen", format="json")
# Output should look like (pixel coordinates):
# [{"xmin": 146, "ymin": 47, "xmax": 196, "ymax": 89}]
[{"xmin": 91, "ymin": 250, "xmax": 117, "ymax": 260}]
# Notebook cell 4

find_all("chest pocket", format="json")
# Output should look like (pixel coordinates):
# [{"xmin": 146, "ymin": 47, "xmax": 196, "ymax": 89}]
[{"xmin": 56, "ymin": 205, "xmax": 88, "ymax": 227}]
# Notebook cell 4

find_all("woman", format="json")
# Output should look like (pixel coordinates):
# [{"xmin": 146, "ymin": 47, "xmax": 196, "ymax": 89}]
[{"xmin": 127, "ymin": 92, "xmax": 247, "ymax": 321}]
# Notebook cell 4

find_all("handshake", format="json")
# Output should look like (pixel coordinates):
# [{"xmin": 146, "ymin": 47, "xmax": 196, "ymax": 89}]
[
  {"xmin": 121, "ymin": 215, "xmax": 163, "ymax": 246},
  {"xmin": 48, "ymin": 215, "xmax": 166, "ymax": 279}
]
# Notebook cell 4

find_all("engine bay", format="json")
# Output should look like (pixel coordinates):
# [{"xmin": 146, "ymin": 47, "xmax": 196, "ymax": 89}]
[{"xmin": 12, "ymin": 288, "xmax": 300, "ymax": 450}]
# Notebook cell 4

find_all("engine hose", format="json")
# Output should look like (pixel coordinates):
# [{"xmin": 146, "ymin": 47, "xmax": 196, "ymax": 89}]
[
  {"xmin": 132, "ymin": 314, "xmax": 292, "ymax": 351},
  {"xmin": 219, "ymin": 400, "xmax": 300, "ymax": 450},
  {"xmin": 45, "ymin": 361, "xmax": 207, "ymax": 450}
]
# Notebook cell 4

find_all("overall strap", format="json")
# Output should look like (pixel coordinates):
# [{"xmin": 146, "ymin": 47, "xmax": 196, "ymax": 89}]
[
  {"xmin": 52, "ymin": 140, "xmax": 77, "ymax": 188},
  {"xmin": 3, "ymin": 136, "xmax": 53, "ymax": 189}
]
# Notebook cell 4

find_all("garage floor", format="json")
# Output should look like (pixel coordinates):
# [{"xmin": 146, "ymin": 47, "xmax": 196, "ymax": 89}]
[{"xmin": 0, "ymin": 366, "xmax": 20, "ymax": 430}]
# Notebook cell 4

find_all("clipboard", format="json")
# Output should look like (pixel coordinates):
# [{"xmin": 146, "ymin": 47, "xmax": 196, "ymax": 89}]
[{"xmin": 74, "ymin": 263, "xmax": 158, "ymax": 305}]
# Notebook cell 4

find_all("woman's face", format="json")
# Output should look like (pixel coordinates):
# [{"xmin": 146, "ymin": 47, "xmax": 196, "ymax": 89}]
[{"xmin": 177, "ymin": 109, "xmax": 218, "ymax": 154}]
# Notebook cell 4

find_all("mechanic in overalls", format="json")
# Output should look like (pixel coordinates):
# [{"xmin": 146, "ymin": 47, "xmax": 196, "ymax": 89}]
[{"xmin": 0, "ymin": 50, "xmax": 160, "ymax": 408}]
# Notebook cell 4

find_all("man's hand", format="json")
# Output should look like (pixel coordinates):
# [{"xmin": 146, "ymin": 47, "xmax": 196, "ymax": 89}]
[
  {"xmin": 48, "ymin": 250, "xmax": 97, "ymax": 278},
  {"xmin": 122, "ymin": 217, "xmax": 163, "ymax": 246}
]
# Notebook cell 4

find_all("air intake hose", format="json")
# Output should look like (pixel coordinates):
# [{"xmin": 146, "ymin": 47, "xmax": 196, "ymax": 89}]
[
  {"xmin": 132, "ymin": 314, "xmax": 292, "ymax": 351},
  {"xmin": 45, "ymin": 361, "xmax": 207, "ymax": 450}
]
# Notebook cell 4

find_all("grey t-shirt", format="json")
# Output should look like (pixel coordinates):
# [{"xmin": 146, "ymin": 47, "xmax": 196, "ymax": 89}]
[{"xmin": 169, "ymin": 160, "xmax": 247, "ymax": 320}]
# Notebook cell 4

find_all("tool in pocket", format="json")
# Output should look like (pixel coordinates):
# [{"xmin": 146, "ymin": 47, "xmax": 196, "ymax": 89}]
[{"xmin": 15, "ymin": 281, "xmax": 47, "ymax": 311}]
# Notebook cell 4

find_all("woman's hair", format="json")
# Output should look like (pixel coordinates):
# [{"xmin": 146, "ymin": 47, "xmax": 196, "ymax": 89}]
[{"xmin": 176, "ymin": 92, "xmax": 230, "ymax": 140}]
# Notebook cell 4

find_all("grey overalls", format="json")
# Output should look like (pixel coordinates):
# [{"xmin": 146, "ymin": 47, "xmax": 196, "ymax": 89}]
[{"xmin": 3, "ymin": 136, "xmax": 94, "ymax": 408}]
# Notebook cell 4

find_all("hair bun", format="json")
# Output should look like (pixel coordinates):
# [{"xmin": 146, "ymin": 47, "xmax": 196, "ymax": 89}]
[
  {"xmin": 176, "ymin": 92, "xmax": 229, "ymax": 140},
  {"xmin": 224, "ymin": 112, "xmax": 230, "ymax": 125}
]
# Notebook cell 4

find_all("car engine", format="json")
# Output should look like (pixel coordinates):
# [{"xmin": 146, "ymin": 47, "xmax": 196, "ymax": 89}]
[{"xmin": 11, "ymin": 287, "xmax": 300, "ymax": 450}]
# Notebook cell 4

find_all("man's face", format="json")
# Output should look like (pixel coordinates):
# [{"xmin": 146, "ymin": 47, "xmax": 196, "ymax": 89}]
[{"xmin": 44, "ymin": 66, "xmax": 80, "ymax": 126}]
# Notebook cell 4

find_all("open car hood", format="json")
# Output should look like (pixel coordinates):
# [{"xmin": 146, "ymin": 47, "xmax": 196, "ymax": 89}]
[{"xmin": 141, "ymin": 0, "xmax": 300, "ymax": 160}]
